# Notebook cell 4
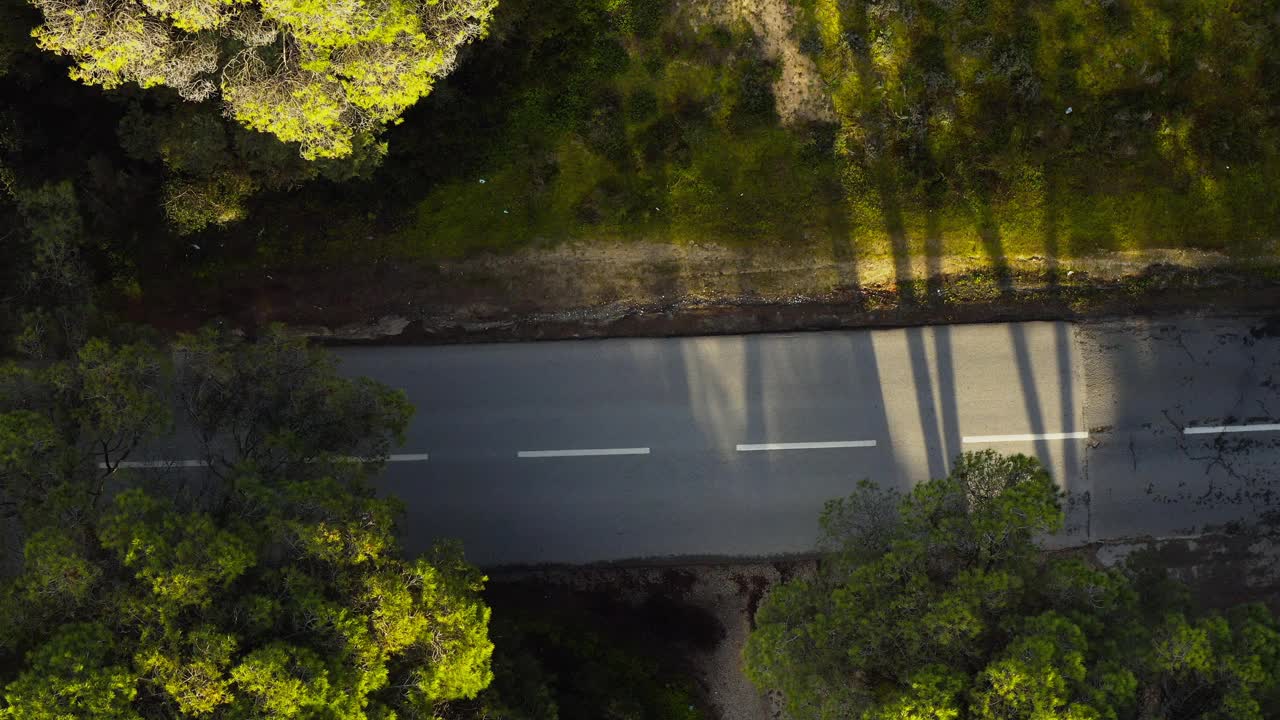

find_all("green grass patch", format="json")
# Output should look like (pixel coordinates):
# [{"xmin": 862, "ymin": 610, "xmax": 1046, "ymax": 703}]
[{"xmin": 209, "ymin": 0, "xmax": 1280, "ymax": 283}]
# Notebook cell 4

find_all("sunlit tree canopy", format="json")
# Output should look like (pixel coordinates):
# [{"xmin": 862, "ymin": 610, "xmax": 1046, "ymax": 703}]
[
  {"xmin": 0, "ymin": 326, "xmax": 494, "ymax": 718},
  {"xmin": 745, "ymin": 452, "xmax": 1280, "ymax": 720},
  {"xmin": 27, "ymin": 0, "xmax": 498, "ymax": 158}
]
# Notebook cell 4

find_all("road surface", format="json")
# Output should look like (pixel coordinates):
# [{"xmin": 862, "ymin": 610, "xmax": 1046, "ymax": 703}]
[
  {"xmin": 129, "ymin": 317, "xmax": 1280, "ymax": 566},
  {"xmin": 311, "ymin": 317, "xmax": 1279, "ymax": 566}
]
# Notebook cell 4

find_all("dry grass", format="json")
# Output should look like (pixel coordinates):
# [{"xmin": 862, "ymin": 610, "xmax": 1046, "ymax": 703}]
[{"xmin": 684, "ymin": 0, "xmax": 834, "ymax": 124}]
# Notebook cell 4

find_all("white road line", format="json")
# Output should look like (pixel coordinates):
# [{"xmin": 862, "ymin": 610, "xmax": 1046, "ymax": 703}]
[
  {"xmin": 1184, "ymin": 423, "xmax": 1280, "ymax": 435},
  {"xmin": 962, "ymin": 431, "xmax": 1089, "ymax": 443},
  {"xmin": 517, "ymin": 448, "xmax": 651, "ymax": 458},
  {"xmin": 101, "ymin": 453, "xmax": 431, "ymax": 470},
  {"xmin": 99, "ymin": 460, "xmax": 208, "ymax": 469},
  {"xmin": 736, "ymin": 440, "xmax": 877, "ymax": 452}
]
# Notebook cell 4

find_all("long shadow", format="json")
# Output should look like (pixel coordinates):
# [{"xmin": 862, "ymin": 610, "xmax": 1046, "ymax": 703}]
[
  {"xmin": 876, "ymin": 162, "xmax": 948, "ymax": 479},
  {"xmin": 658, "ymin": 335, "xmax": 739, "ymax": 552},
  {"xmin": 742, "ymin": 334, "xmax": 773, "ymax": 511},
  {"xmin": 967, "ymin": 174, "xmax": 1073, "ymax": 480},
  {"xmin": 870, "ymin": 82, "xmax": 961, "ymax": 481},
  {"xmin": 827, "ymin": 156, "xmax": 862, "ymax": 293},
  {"xmin": 924, "ymin": 195, "xmax": 945, "ymax": 301},
  {"xmin": 925, "ymin": 203, "xmax": 962, "ymax": 472},
  {"xmin": 970, "ymin": 184, "xmax": 1054, "ymax": 467},
  {"xmin": 1053, "ymin": 319, "xmax": 1083, "ymax": 529},
  {"xmin": 663, "ymin": 326, "xmax": 902, "ymax": 554},
  {"xmin": 1042, "ymin": 165, "xmax": 1061, "ymax": 286},
  {"xmin": 863, "ymin": 25, "xmax": 968, "ymax": 481},
  {"xmin": 879, "ymin": 163, "xmax": 917, "ymax": 308},
  {"xmin": 973, "ymin": 193, "xmax": 1014, "ymax": 294},
  {"xmin": 932, "ymin": 324, "xmax": 962, "ymax": 475},
  {"xmin": 1043, "ymin": 164, "xmax": 1080, "ymax": 486},
  {"xmin": 844, "ymin": 331, "xmax": 895, "ymax": 488},
  {"xmin": 905, "ymin": 324, "xmax": 947, "ymax": 479},
  {"xmin": 1008, "ymin": 324, "xmax": 1053, "ymax": 467},
  {"xmin": 662, "ymin": 238, "xmax": 788, "ymax": 551},
  {"xmin": 1074, "ymin": 315, "xmax": 1280, "ymax": 542}
]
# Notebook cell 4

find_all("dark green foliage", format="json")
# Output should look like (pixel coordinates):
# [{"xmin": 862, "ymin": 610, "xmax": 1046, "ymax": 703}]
[
  {"xmin": 173, "ymin": 326, "xmax": 413, "ymax": 477},
  {"xmin": 0, "ymin": 1, "xmax": 34, "ymax": 79},
  {"xmin": 223, "ymin": 0, "xmax": 1280, "ymax": 271},
  {"xmin": 164, "ymin": 0, "xmax": 1280, "ymax": 287},
  {"xmin": 745, "ymin": 451, "xmax": 1280, "ymax": 720},
  {"xmin": 627, "ymin": 87, "xmax": 659, "ymax": 124},
  {"xmin": 224, "ymin": 0, "xmax": 838, "ymax": 262},
  {"xmin": 613, "ymin": 0, "xmax": 663, "ymax": 39},
  {"xmin": 803, "ymin": 0, "xmax": 1280, "ymax": 257},
  {"xmin": 0, "ymin": 326, "xmax": 494, "ymax": 718},
  {"xmin": 115, "ymin": 96, "xmax": 387, "ymax": 234},
  {"xmin": 3, "ymin": 0, "xmax": 1280, "ymax": 319},
  {"xmin": 461, "ymin": 588, "xmax": 705, "ymax": 720},
  {"xmin": 725, "ymin": 49, "xmax": 779, "ymax": 130}
]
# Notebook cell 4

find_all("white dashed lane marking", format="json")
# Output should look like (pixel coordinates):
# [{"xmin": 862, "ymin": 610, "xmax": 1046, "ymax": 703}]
[
  {"xmin": 962, "ymin": 432, "xmax": 1089, "ymax": 443},
  {"xmin": 1184, "ymin": 423, "xmax": 1280, "ymax": 436},
  {"xmin": 517, "ymin": 448, "xmax": 651, "ymax": 458},
  {"xmin": 736, "ymin": 440, "xmax": 877, "ymax": 452}
]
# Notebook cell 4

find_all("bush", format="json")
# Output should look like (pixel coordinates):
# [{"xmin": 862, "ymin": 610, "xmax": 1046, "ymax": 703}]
[{"xmin": 746, "ymin": 452, "xmax": 1280, "ymax": 720}]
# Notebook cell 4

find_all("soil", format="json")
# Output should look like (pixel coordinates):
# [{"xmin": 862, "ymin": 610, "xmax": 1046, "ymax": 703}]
[
  {"xmin": 1084, "ymin": 519, "xmax": 1280, "ymax": 614},
  {"xmin": 127, "ymin": 241, "xmax": 1280, "ymax": 346},
  {"xmin": 685, "ymin": 0, "xmax": 835, "ymax": 125}
]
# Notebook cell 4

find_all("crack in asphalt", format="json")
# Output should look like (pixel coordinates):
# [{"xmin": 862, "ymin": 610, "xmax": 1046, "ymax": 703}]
[
  {"xmin": 1171, "ymin": 329, "xmax": 1200, "ymax": 366},
  {"xmin": 1071, "ymin": 422, "xmax": 1096, "ymax": 540},
  {"xmin": 1160, "ymin": 409, "xmax": 1247, "ymax": 506}
]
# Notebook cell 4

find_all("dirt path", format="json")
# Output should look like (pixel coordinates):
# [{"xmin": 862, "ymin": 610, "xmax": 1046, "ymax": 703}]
[
  {"xmin": 129, "ymin": 232, "xmax": 1280, "ymax": 345},
  {"xmin": 684, "ymin": 0, "xmax": 834, "ymax": 124}
]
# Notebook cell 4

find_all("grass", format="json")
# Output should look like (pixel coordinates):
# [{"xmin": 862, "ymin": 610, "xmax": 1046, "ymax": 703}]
[
  {"xmin": 794, "ymin": 0, "xmax": 1280, "ymax": 272},
  {"xmin": 191, "ymin": 0, "xmax": 1280, "ymax": 304},
  {"xmin": 373, "ymin": 1, "xmax": 841, "ymax": 259}
]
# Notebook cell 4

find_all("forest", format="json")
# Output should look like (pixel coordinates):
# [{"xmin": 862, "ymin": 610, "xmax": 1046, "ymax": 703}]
[{"xmin": 2, "ymin": 0, "xmax": 1280, "ymax": 717}]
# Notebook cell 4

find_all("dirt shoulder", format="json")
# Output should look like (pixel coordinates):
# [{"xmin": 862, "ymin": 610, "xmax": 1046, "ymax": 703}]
[{"xmin": 132, "ymin": 242, "xmax": 1280, "ymax": 344}]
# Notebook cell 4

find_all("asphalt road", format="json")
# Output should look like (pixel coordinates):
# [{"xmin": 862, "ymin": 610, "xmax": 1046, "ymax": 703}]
[{"xmin": 315, "ymin": 317, "xmax": 1280, "ymax": 566}]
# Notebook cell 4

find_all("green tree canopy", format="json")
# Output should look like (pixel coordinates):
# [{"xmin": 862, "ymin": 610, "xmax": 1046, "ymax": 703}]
[
  {"xmin": 116, "ymin": 96, "xmax": 388, "ymax": 233},
  {"xmin": 27, "ymin": 0, "xmax": 498, "ymax": 159},
  {"xmin": 745, "ymin": 451, "xmax": 1280, "ymax": 720},
  {"xmin": 0, "ymin": 325, "xmax": 493, "ymax": 719}
]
